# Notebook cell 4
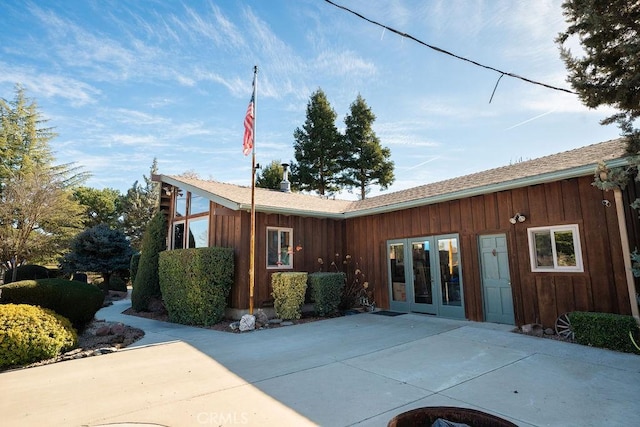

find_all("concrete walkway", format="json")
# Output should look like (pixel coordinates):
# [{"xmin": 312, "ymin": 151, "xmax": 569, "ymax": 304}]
[{"xmin": 2, "ymin": 298, "xmax": 639, "ymax": 427}]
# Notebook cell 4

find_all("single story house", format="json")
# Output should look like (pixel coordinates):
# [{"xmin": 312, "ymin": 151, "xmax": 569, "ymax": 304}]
[{"xmin": 153, "ymin": 138, "xmax": 640, "ymax": 328}]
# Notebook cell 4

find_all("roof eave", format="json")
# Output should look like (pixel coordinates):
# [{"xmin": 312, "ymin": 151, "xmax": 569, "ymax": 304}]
[
  {"xmin": 158, "ymin": 175, "xmax": 241, "ymax": 211},
  {"xmin": 237, "ymin": 203, "xmax": 345, "ymax": 219},
  {"xmin": 343, "ymin": 158, "xmax": 629, "ymax": 219}
]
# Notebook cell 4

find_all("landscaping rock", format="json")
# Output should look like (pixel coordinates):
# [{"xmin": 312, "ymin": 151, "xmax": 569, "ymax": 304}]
[
  {"xmin": 254, "ymin": 309, "xmax": 269, "ymax": 325},
  {"xmin": 95, "ymin": 325, "xmax": 111, "ymax": 336},
  {"xmin": 239, "ymin": 314, "xmax": 256, "ymax": 332},
  {"xmin": 269, "ymin": 318, "xmax": 282, "ymax": 325},
  {"xmin": 544, "ymin": 328, "xmax": 555, "ymax": 336},
  {"xmin": 110, "ymin": 323, "xmax": 126, "ymax": 335},
  {"xmin": 229, "ymin": 321, "xmax": 240, "ymax": 331},
  {"xmin": 281, "ymin": 321, "xmax": 294, "ymax": 326}
]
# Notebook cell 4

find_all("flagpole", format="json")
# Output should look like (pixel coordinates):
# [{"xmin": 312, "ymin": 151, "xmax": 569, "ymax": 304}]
[{"xmin": 249, "ymin": 65, "xmax": 258, "ymax": 315}]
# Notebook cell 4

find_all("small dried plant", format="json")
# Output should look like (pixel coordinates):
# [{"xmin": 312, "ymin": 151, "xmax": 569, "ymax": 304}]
[{"xmin": 318, "ymin": 253, "xmax": 374, "ymax": 311}]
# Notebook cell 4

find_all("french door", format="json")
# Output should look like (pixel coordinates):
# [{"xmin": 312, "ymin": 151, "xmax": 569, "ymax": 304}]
[{"xmin": 388, "ymin": 234, "xmax": 465, "ymax": 319}]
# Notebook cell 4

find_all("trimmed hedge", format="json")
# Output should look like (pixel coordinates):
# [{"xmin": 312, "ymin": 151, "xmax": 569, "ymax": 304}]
[
  {"xmin": 272, "ymin": 272, "xmax": 308, "ymax": 320},
  {"xmin": 159, "ymin": 247, "xmax": 234, "ymax": 326},
  {"xmin": 569, "ymin": 311, "xmax": 640, "ymax": 354},
  {"xmin": 3, "ymin": 264, "xmax": 49, "ymax": 284},
  {"xmin": 308, "ymin": 272, "xmax": 345, "ymax": 316},
  {"xmin": 0, "ymin": 279, "xmax": 104, "ymax": 330},
  {"xmin": 130, "ymin": 252, "xmax": 141, "ymax": 285},
  {"xmin": 132, "ymin": 212, "xmax": 166, "ymax": 311},
  {"xmin": 0, "ymin": 304, "xmax": 77, "ymax": 370}
]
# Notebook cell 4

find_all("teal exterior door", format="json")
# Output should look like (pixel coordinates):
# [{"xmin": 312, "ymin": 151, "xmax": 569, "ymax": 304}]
[
  {"xmin": 479, "ymin": 234, "xmax": 515, "ymax": 325},
  {"xmin": 388, "ymin": 235, "xmax": 465, "ymax": 319}
]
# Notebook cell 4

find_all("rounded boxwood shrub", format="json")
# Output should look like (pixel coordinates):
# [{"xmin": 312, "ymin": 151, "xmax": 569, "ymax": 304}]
[
  {"xmin": 0, "ymin": 279, "xmax": 104, "ymax": 330},
  {"xmin": 308, "ymin": 272, "xmax": 345, "ymax": 316},
  {"xmin": 3, "ymin": 264, "xmax": 49, "ymax": 284},
  {"xmin": 272, "ymin": 272, "xmax": 308, "ymax": 320},
  {"xmin": 0, "ymin": 304, "xmax": 77, "ymax": 370}
]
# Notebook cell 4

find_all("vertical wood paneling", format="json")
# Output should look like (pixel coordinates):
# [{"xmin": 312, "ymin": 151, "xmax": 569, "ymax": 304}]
[
  {"xmin": 578, "ymin": 177, "xmax": 612, "ymax": 313},
  {"xmin": 483, "ymin": 193, "xmax": 499, "ymax": 231},
  {"xmin": 561, "ymin": 179, "xmax": 581, "ymax": 220},
  {"xmin": 535, "ymin": 276, "xmax": 555, "ymax": 326},
  {"xmin": 527, "ymin": 184, "xmax": 548, "ymax": 223},
  {"xmin": 471, "ymin": 195, "xmax": 486, "ymax": 231},
  {"xmin": 545, "ymin": 182, "xmax": 564, "ymax": 223},
  {"xmin": 605, "ymin": 192, "xmax": 631, "ymax": 314}
]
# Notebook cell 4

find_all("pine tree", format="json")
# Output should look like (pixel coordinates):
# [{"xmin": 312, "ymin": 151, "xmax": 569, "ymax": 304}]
[
  {"xmin": 256, "ymin": 160, "xmax": 284, "ymax": 190},
  {"xmin": 291, "ymin": 89, "xmax": 343, "ymax": 196},
  {"xmin": 556, "ymin": 0, "xmax": 640, "ymax": 151},
  {"xmin": 341, "ymin": 94, "xmax": 394, "ymax": 200},
  {"xmin": 121, "ymin": 159, "xmax": 160, "ymax": 251},
  {"xmin": 0, "ymin": 84, "xmax": 56, "ymax": 187}
]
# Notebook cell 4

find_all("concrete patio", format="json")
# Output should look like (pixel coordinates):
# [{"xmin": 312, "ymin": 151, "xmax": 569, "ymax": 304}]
[{"xmin": 1, "ymin": 297, "xmax": 639, "ymax": 426}]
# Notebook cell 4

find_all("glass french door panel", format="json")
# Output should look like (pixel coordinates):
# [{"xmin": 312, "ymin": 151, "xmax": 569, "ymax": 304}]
[
  {"xmin": 412, "ymin": 241, "xmax": 432, "ymax": 305},
  {"xmin": 438, "ymin": 237, "xmax": 462, "ymax": 307},
  {"xmin": 389, "ymin": 243, "xmax": 407, "ymax": 302}
]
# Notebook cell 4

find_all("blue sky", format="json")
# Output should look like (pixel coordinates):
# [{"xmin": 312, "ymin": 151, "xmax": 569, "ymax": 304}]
[{"xmin": 0, "ymin": 0, "xmax": 621, "ymax": 198}]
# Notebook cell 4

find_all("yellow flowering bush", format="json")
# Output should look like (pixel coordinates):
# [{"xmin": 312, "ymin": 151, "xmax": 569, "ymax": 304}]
[{"xmin": 0, "ymin": 304, "xmax": 78, "ymax": 370}]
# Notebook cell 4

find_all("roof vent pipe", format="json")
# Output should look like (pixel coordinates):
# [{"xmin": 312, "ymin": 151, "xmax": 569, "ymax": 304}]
[{"xmin": 280, "ymin": 163, "xmax": 291, "ymax": 193}]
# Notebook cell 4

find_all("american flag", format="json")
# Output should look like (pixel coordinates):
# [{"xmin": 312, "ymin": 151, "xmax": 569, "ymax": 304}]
[{"xmin": 243, "ymin": 94, "xmax": 254, "ymax": 156}]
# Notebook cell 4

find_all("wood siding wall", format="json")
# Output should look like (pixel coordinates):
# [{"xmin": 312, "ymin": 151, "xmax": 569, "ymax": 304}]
[
  {"xmin": 344, "ymin": 176, "xmax": 632, "ymax": 327},
  {"xmin": 210, "ymin": 205, "xmax": 345, "ymax": 309}
]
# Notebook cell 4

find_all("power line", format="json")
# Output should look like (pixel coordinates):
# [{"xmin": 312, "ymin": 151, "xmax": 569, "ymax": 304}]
[{"xmin": 323, "ymin": 0, "xmax": 575, "ymax": 96}]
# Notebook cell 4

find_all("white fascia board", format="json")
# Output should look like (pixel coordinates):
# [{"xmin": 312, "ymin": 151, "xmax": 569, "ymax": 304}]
[
  {"xmin": 343, "ymin": 159, "xmax": 629, "ymax": 219},
  {"xmin": 158, "ymin": 175, "xmax": 240, "ymax": 211}
]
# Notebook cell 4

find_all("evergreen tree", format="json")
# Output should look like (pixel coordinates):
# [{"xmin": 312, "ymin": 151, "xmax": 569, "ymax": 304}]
[
  {"xmin": 60, "ymin": 224, "xmax": 133, "ymax": 292},
  {"xmin": 341, "ymin": 94, "xmax": 394, "ymax": 199},
  {"xmin": 556, "ymin": 0, "xmax": 640, "ymax": 151},
  {"xmin": 121, "ymin": 158, "xmax": 160, "ymax": 251},
  {"xmin": 256, "ymin": 160, "xmax": 284, "ymax": 190},
  {"xmin": 131, "ymin": 211, "xmax": 167, "ymax": 311},
  {"xmin": 73, "ymin": 186, "xmax": 123, "ymax": 229},
  {"xmin": 0, "ymin": 86, "xmax": 85, "ymax": 269},
  {"xmin": 291, "ymin": 89, "xmax": 343, "ymax": 196},
  {"xmin": 0, "ymin": 84, "xmax": 56, "ymax": 188}
]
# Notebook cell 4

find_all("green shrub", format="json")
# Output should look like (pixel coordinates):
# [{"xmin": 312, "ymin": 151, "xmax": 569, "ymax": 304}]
[
  {"xmin": 130, "ymin": 252, "xmax": 141, "ymax": 284},
  {"xmin": 108, "ymin": 273, "xmax": 128, "ymax": 292},
  {"xmin": 0, "ymin": 279, "xmax": 104, "ymax": 330},
  {"xmin": 272, "ymin": 272, "xmax": 308, "ymax": 320},
  {"xmin": 569, "ymin": 311, "xmax": 640, "ymax": 354},
  {"xmin": 159, "ymin": 247, "xmax": 234, "ymax": 326},
  {"xmin": 0, "ymin": 304, "xmax": 77, "ymax": 370},
  {"xmin": 3, "ymin": 264, "xmax": 49, "ymax": 284},
  {"xmin": 132, "ymin": 212, "xmax": 166, "ymax": 311},
  {"xmin": 308, "ymin": 272, "xmax": 344, "ymax": 316}
]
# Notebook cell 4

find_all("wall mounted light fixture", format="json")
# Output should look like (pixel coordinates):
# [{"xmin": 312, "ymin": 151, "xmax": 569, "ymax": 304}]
[{"xmin": 509, "ymin": 213, "xmax": 526, "ymax": 224}]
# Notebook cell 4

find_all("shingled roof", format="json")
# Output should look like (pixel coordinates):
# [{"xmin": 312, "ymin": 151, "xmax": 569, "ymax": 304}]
[{"xmin": 157, "ymin": 138, "xmax": 628, "ymax": 219}]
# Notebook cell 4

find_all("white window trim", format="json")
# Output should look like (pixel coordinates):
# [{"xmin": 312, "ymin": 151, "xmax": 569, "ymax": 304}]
[
  {"xmin": 527, "ymin": 224, "xmax": 584, "ymax": 272},
  {"xmin": 266, "ymin": 226, "xmax": 293, "ymax": 270}
]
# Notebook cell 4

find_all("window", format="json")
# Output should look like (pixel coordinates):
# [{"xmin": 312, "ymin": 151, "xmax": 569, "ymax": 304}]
[
  {"xmin": 528, "ymin": 224, "xmax": 583, "ymax": 272},
  {"xmin": 187, "ymin": 217, "xmax": 209, "ymax": 248},
  {"xmin": 267, "ymin": 227, "xmax": 293, "ymax": 269},
  {"xmin": 174, "ymin": 189, "xmax": 186, "ymax": 217},
  {"xmin": 172, "ymin": 221, "xmax": 185, "ymax": 250},
  {"xmin": 189, "ymin": 194, "xmax": 209, "ymax": 215}
]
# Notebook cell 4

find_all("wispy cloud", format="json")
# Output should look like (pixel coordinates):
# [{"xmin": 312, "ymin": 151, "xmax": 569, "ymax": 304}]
[{"xmin": 0, "ymin": 62, "xmax": 100, "ymax": 106}]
